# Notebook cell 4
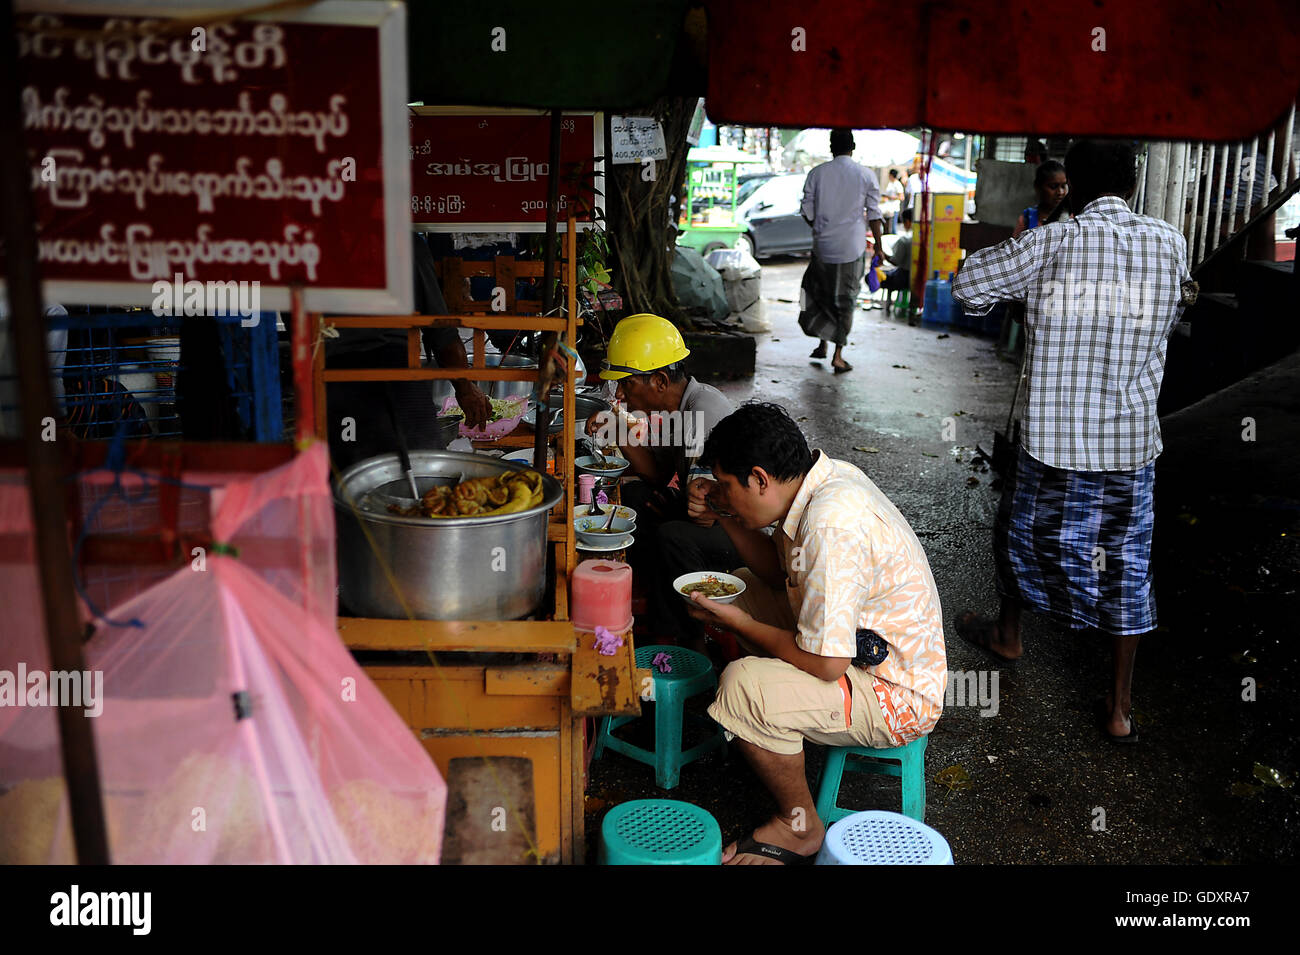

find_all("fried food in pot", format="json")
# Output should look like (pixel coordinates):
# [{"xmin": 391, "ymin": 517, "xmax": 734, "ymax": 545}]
[{"xmin": 387, "ymin": 469, "xmax": 546, "ymax": 519}]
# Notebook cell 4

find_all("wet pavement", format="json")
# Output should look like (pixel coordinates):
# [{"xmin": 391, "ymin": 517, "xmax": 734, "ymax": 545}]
[{"xmin": 585, "ymin": 255, "xmax": 1300, "ymax": 863}]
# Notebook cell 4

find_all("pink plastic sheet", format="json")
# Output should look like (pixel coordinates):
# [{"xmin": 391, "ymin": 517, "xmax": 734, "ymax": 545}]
[{"xmin": 0, "ymin": 444, "xmax": 446, "ymax": 863}]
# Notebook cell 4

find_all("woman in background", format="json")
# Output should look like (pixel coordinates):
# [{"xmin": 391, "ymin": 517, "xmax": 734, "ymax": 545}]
[
  {"xmin": 881, "ymin": 168, "xmax": 905, "ymax": 233},
  {"xmin": 1012, "ymin": 160, "xmax": 1070, "ymax": 238}
]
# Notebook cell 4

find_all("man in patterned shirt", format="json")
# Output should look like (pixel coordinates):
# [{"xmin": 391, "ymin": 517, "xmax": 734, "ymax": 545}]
[
  {"xmin": 951, "ymin": 140, "xmax": 1197, "ymax": 743},
  {"xmin": 684, "ymin": 402, "xmax": 946, "ymax": 864}
]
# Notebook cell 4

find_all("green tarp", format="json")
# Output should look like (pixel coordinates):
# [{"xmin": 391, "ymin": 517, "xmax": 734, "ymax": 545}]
[{"xmin": 407, "ymin": 0, "xmax": 695, "ymax": 109}]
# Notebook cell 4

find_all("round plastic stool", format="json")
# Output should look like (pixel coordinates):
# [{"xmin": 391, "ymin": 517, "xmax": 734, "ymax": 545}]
[
  {"xmin": 815, "ymin": 810, "xmax": 954, "ymax": 865},
  {"xmin": 599, "ymin": 799, "xmax": 722, "ymax": 865}
]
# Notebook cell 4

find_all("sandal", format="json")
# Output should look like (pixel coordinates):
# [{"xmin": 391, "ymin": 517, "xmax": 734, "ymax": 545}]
[
  {"xmin": 1100, "ymin": 699, "xmax": 1140, "ymax": 744},
  {"xmin": 832, "ymin": 361, "xmax": 853, "ymax": 374},
  {"xmin": 727, "ymin": 833, "xmax": 819, "ymax": 866},
  {"xmin": 954, "ymin": 611, "xmax": 1019, "ymax": 663},
  {"xmin": 810, "ymin": 345, "xmax": 828, "ymax": 359}
]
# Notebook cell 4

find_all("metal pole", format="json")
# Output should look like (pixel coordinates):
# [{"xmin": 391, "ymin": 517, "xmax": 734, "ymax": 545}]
[
  {"xmin": 1164, "ymin": 141, "xmax": 1186, "ymax": 229},
  {"xmin": 533, "ymin": 109, "xmax": 564, "ymax": 470},
  {"xmin": 1144, "ymin": 142, "xmax": 1169, "ymax": 224},
  {"xmin": 0, "ymin": 0, "xmax": 110, "ymax": 864}
]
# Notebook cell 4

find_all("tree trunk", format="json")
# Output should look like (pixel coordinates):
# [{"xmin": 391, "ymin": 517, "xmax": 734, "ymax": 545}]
[{"xmin": 607, "ymin": 96, "xmax": 697, "ymax": 329}]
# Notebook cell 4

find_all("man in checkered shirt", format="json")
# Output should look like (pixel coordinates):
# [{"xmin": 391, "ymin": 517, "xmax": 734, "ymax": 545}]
[{"xmin": 951, "ymin": 140, "xmax": 1196, "ymax": 743}]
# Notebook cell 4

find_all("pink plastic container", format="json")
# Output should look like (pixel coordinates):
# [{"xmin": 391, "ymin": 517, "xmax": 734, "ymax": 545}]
[{"xmin": 571, "ymin": 558, "xmax": 633, "ymax": 633}]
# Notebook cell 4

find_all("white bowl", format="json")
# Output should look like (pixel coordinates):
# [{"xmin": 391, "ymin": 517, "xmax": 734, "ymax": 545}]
[
  {"xmin": 573, "ymin": 503, "xmax": 637, "ymax": 525},
  {"xmin": 574, "ymin": 515, "xmax": 636, "ymax": 546},
  {"xmin": 673, "ymin": 571, "xmax": 747, "ymax": 605}
]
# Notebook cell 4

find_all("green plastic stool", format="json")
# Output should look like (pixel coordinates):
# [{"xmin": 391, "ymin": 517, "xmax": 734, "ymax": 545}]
[
  {"xmin": 815, "ymin": 736, "xmax": 928, "ymax": 824},
  {"xmin": 592, "ymin": 645, "xmax": 725, "ymax": 789},
  {"xmin": 599, "ymin": 799, "xmax": 722, "ymax": 865}
]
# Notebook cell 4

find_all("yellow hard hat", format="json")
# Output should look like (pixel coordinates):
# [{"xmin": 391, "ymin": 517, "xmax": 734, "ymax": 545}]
[{"xmin": 599, "ymin": 313, "xmax": 690, "ymax": 381}]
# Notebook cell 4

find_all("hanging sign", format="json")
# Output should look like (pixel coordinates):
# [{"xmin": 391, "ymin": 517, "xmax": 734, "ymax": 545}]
[
  {"xmin": 409, "ymin": 107, "xmax": 603, "ymax": 232},
  {"xmin": 7, "ymin": 1, "xmax": 412, "ymax": 314},
  {"xmin": 610, "ymin": 116, "xmax": 667, "ymax": 164}
]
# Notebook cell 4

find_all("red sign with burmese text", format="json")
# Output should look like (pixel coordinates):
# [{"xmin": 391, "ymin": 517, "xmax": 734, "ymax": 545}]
[
  {"xmin": 410, "ymin": 109, "xmax": 603, "ymax": 231},
  {"xmin": 7, "ymin": 3, "xmax": 411, "ymax": 313}
]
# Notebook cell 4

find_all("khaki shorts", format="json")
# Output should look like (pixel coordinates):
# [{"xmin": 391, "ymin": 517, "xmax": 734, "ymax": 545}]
[{"xmin": 707, "ymin": 569, "xmax": 896, "ymax": 755}]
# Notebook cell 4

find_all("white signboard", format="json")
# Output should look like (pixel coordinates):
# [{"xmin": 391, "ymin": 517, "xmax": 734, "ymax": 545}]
[{"xmin": 610, "ymin": 116, "xmax": 667, "ymax": 164}]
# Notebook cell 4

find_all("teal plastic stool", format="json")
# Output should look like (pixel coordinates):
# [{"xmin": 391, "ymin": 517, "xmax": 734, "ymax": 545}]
[
  {"xmin": 599, "ymin": 799, "xmax": 722, "ymax": 865},
  {"xmin": 815, "ymin": 736, "xmax": 927, "ymax": 823},
  {"xmin": 592, "ymin": 645, "xmax": 725, "ymax": 789}
]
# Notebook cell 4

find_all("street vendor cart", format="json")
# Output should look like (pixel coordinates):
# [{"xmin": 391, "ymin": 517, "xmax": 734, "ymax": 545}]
[{"xmin": 676, "ymin": 145, "xmax": 763, "ymax": 255}]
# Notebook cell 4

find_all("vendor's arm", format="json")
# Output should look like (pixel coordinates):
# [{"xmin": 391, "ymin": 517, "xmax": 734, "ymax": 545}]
[{"xmin": 427, "ymin": 331, "xmax": 490, "ymax": 430}]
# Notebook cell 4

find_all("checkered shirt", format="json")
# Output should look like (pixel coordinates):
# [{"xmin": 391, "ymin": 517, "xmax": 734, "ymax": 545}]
[{"xmin": 953, "ymin": 196, "xmax": 1193, "ymax": 471}]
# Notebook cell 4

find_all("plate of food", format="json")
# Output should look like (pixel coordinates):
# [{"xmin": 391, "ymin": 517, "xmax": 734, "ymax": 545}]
[
  {"xmin": 440, "ymin": 394, "xmax": 531, "ymax": 439},
  {"xmin": 673, "ymin": 571, "xmax": 746, "ymax": 605}
]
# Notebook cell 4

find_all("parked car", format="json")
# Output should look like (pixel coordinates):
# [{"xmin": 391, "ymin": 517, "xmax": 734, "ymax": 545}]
[
  {"xmin": 736, "ymin": 171, "xmax": 779, "ymax": 206},
  {"xmin": 735, "ymin": 173, "xmax": 812, "ymax": 259}
]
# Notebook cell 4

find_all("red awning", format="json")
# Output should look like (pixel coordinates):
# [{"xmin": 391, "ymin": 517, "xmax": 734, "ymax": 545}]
[{"xmin": 705, "ymin": 0, "xmax": 1300, "ymax": 140}]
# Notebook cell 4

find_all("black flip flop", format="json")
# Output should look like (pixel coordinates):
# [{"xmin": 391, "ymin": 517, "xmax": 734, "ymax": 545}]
[
  {"xmin": 727, "ymin": 833, "xmax": 819, "ymax": 866},
  {"xmin": 810, "ymin": 348, "xmax": 827, "ymax": 360},
  {"xmin": 953, "ymin": 612, "xmax": 1018, "ymax": 664},
  {"xmin": 832, "ymin": 362, "xmax": 854, "ymax": 374},
  {"xmin": 1100, "ymin": 702, "xmax": 1140, "ymax": 744}
]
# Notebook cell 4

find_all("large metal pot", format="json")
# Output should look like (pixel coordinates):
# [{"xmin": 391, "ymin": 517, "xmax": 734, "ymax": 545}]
[{"xmin": 335, "ymin": 450, "xmax": 563, "ymax": 620}]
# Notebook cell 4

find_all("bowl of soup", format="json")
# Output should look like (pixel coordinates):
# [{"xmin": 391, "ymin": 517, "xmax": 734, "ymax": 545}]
[{"xmin": 673, "ymin": 571, "xmax": 746, "ymax": 605}]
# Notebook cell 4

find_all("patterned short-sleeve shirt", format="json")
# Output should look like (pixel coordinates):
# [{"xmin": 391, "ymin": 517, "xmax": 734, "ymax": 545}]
[{"xmin": 776, "ymin": 452, "xmax": 948, "ymax": 742}]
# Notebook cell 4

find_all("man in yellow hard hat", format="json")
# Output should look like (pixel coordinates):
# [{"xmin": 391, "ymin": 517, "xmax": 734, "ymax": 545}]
[{"xmin": 587, "ymin": 313, "xmax": 738, "ymax": 647}]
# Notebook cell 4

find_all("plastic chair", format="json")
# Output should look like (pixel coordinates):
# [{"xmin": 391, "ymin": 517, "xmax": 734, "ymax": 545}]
[
  {"xmin": 592, "ymin": 644, "xmax": 725, "ymax": 789},
  {"xmin": 599, "ymin": 799, "xmax": 723, "ymax": 865},
  {"xmin": 814, "ymin": 735, "xmax": 927, "ymax": 824},
  {"xmin": 815, "ymin": 810, "xmax": 953, "ymax": 865}
]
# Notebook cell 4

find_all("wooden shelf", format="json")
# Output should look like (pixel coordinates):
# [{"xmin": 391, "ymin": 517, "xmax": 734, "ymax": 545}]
[{"xmin": 340, "ymin": 618, "xmax": 577, "ymax": 654}]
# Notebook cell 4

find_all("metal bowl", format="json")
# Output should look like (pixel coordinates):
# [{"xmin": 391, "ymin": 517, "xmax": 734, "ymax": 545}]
[
  {"xmin": 431, "ymin": 353, "xmax": 538, "ymax": 403},
  {"xmin": 522, "ymin": 392, "xmax": 610, "ymax": 436},
  {"xmin": 334, "ymin": 450, "xmax": 562, "ymax": 620},
  {"xmin": 434, "ymin": 414, "xmax": 461, "ymax": 446}
]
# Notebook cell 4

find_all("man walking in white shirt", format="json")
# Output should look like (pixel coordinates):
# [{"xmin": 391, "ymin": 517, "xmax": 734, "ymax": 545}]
[{"xmin": 798, "ymin": 129, "xmax": 884, "ymax": 374}]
